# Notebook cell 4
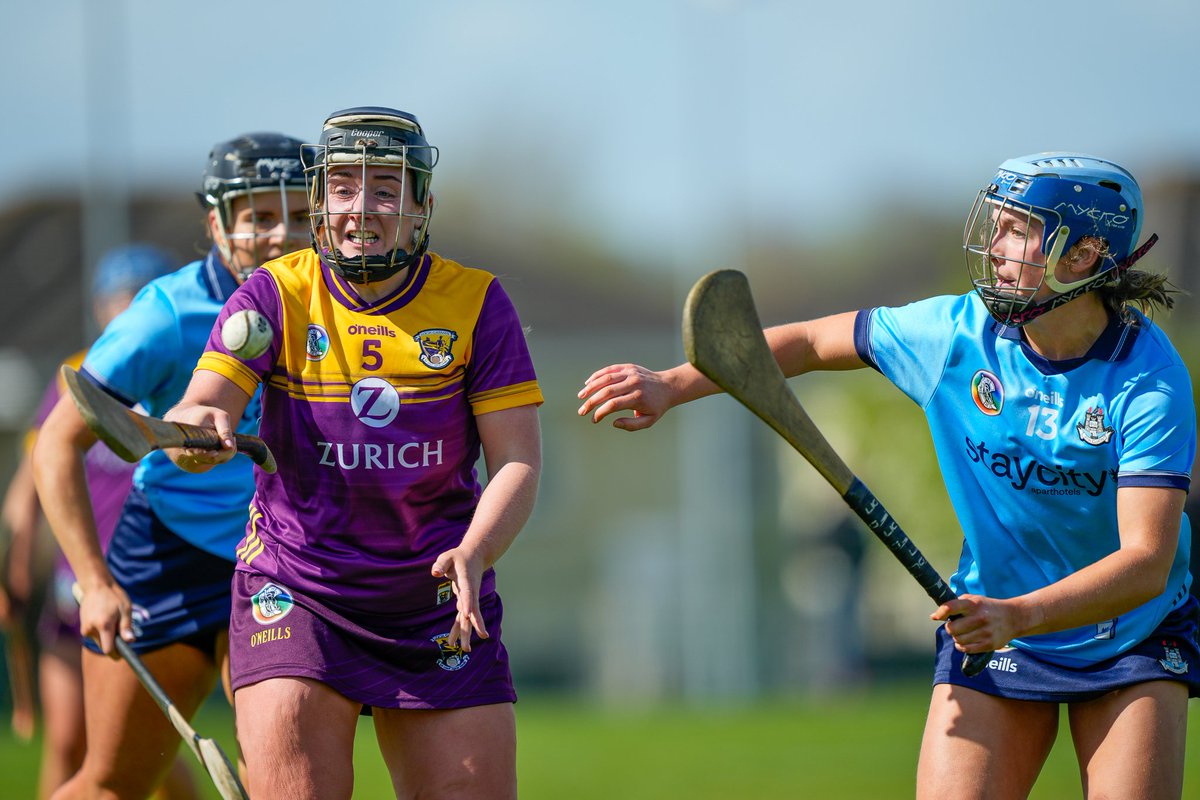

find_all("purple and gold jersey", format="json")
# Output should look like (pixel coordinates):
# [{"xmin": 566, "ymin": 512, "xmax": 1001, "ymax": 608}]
[{"xmin": 196, "ymin": 250, "xmax": 542, "ymax": 618}]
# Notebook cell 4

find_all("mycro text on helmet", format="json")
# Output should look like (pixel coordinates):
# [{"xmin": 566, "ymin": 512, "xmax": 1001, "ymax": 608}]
[{"xmin": 1052, "ymin": 203, "xmax": 1131, "ymax": 229}]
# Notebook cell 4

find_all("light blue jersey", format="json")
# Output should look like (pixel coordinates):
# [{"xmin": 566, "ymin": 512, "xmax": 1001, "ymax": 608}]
[
  {"xmin": 82, "ymin": 248, "xmax": 260, "ymax": 559},
  {"xmin": 856, "ymin": 292, "xmax": 1195, "ymax": 667}
]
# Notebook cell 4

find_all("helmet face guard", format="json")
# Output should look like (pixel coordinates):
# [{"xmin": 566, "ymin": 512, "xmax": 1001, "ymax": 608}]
[
  {"xmin": 302, "ymin": 107, "xmax": 438, "ymax": 285},
  {"xmin": 200, "ymin": 132, "xmax": 308, "ymax": 282},
  {"xmin": 962, "ymin": 153, "xmax": 1150, "ymax": 326}
]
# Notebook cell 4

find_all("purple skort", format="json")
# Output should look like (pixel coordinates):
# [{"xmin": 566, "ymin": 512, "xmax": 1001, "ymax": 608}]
[{"xmin": 229, "ymin": 570, "xmax": 517, "ymax": 710}]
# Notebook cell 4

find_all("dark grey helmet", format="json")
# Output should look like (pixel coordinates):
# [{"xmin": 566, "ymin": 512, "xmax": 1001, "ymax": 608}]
[
  {"xmin": 301, "ymin": 107, "xmax": 438, "ymax": 284},
  {"xmin": 199, "ymin": 132, "xmax": 308, "ymax": 280}
]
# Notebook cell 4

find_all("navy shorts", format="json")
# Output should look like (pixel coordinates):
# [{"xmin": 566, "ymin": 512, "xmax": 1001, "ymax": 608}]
[
  {"xmin": 83, "ymin": 487, "xmax": 235, "ymax": 657},
  {"xmin": 228, "ymin": 571, "xmax": 517, "ymax": 710},
  {"xmin": 934, "ymin": 594, "xmax": 1200, "ymax": 701}
]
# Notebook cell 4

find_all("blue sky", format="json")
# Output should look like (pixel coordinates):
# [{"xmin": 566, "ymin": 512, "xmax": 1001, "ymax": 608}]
[{"xmin": 3, "ymin": 0, "xmax": 1199, "ymax": 254}]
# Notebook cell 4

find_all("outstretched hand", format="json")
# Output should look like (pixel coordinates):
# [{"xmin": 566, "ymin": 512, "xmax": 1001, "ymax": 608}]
[{"xmin": 577, "ymin": 364, "xmax": 675, "ymax": 430}]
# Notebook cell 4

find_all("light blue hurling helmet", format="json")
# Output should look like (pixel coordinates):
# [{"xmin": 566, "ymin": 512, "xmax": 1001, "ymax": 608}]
[
  {"xmin": 963, "ymin": 152, "xmax": 1157, "ymax": 326},
  {"xmin": 91, "ymin": 243, "xmax": 176, "ymax": 299}
]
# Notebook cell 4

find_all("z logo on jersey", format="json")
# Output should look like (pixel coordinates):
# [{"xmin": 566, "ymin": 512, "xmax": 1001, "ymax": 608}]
[
  {"xmin": 414, "ymin": 328, "xmax": 458, "ymax": 369},
  {"xmin": 350, "ymin": 377, "xmax": 401, "ymax": 428}
]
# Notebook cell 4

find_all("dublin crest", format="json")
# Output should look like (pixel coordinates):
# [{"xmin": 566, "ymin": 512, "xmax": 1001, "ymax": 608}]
[
  {"xmin": 414, "ymin": 328, "xmax": 458, "ymax": 369},
  {"xmin": 1076, "ymin": 406, "xmax": 1114, "ymax": 446},
  {"xmin": 1159, "ymin": 641, "xmax": 1189, "ymax": 675}
]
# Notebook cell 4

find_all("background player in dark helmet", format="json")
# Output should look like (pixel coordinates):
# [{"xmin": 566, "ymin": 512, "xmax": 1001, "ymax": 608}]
[
  {"xmin": 201, "ymin": 131, "xmax": 313, "ymax": 282},
  {"xmin": 32, "ymin": 132, "xmax": 309, "ymax": 799},
  {"xmin": 580, "ymin": 153, "xmax": 1196, "ymax": 799},
  {"xmin": 164, "ymin": 106, "xmax": 542, "ymax": 800}
]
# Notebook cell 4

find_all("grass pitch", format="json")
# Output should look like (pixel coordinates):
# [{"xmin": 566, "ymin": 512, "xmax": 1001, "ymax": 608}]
[{"xmin": 2, "ymin": 685, "xmax": 1198, "ymax": 798}]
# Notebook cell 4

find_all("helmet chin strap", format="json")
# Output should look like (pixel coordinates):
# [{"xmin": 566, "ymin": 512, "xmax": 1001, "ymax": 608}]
[
  {"xmin": 329, "ymin": 235, "xmax": 428, "ymax": 285},
  {"xmin": 210, "ymin": 217, "xmax": 243, "ymax": 282},
  {"xmin": 325, "ymin": 200, "xmax": 433, "ymax": 285},
  {"xmin": 214, "ymin": 228, "xmax": 258, "ymax": 284},
  {"xmin": 1001, "ymin": 234, "xmax": 1158, "ymax": 327},
  {"xmin": 333, "ymin": 249, "xmax": 416, "ymax": 284},
  {"xmin": 1039, "ymin": 225, "xmax": 1072, "ymax": 292}
]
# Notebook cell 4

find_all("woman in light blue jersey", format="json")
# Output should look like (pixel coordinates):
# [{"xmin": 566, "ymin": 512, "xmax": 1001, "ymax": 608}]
[
  {"xmin": 578, "ymin": 153, "xmax": 1198, "ymax": 799},
  {"xmin": 32, "ymin": 134, "xmax": 309, "ymax": 800}
]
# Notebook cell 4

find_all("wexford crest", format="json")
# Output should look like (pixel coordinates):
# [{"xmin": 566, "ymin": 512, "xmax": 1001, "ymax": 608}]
[
  {"xmin": 414, "ymin": 328, "xmax": 458, "ymax": 369},
  {"xmin": 431, "ymin": 632, "xmax": 470, "ymax": 671},
  {"xmin": 1076, "ymin": 406, "xmax": 1114, "ymax": 446}
]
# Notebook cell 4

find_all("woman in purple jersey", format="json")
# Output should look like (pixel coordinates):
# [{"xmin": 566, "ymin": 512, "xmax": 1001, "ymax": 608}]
[
  {"xmin": 578, "ymin": 153, "xmax": 1197, "ymax": 799},
  {"xmin": 164, "ymin": 107, "xmax": 542, "ymax": 800}
]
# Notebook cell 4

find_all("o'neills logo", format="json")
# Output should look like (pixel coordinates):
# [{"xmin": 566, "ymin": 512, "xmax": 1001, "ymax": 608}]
[
  {"xmin": 250, "ymin": 627, "xmax": 291, "ymax": 647},
  {"xmin": 970, "ymin": 369, "xmax": 1004, "ymax": 416},
  {"xmin": 348, "ymin": 324, "xmax": 396, "ymax": 338},
  {"xmin": 986, "ymin": 654, "xmax": 1018, "ymax": 673}
]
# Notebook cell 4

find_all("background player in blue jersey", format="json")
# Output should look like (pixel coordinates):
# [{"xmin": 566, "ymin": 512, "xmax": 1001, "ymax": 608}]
[
  {"xmin": 578, "ymin": 153, "xmax": 1198, "ymax": 799},
  {"xmin": 0, "ymin": 244, "xmax": 201, "ymax": 800},
  {"xmin": 164, "ymin": 107, "xmax": 542, "ymax": 800},
  {"xmin": 31, "ymin": 134, "xmax": 309, "ymax": 800}
]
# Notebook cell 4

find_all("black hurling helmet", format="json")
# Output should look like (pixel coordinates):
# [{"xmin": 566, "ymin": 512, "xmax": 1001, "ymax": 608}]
[
  {"xmin": 301, "ymin": 106, "xmax": 438, "ymax": 284},
  {"xmin": 198, "ymin": 132, "xmax": 307, "ymax": 281}
]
